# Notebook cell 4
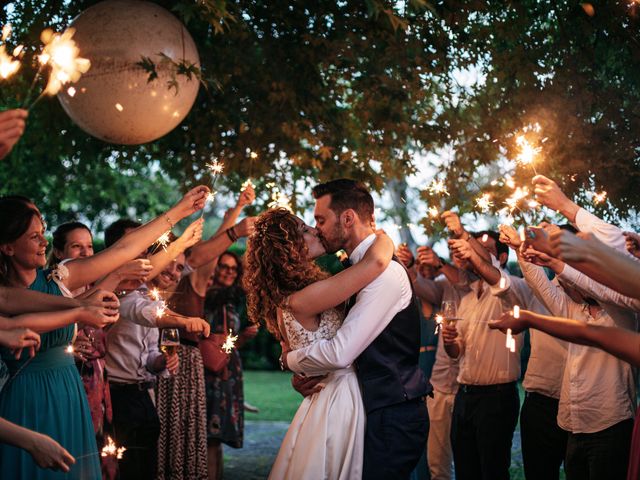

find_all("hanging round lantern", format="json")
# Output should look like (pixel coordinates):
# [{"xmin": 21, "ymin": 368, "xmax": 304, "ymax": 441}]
[{"xmin": 58, "ymin": 0, "xmax": 200, "ymax": 145}]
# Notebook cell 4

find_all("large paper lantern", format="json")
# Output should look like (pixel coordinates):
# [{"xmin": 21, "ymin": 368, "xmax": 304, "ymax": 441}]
[{"xmin": 58, "ymin": 0, "xmax": 200, "ymax": 145}]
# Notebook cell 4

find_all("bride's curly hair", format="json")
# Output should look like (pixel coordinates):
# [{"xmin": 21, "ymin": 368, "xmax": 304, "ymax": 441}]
[{"xmin": 243, "ymin": 208, "xmax": 328, "ymax": 341}]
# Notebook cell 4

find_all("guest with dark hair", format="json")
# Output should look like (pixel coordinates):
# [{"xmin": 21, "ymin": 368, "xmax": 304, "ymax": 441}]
[
  {"xmin": 0, "ymin": 187, "xmax": 208, "ymax": 479},
  {"xmin": 202, "ymin": 250, "xmax": 258, "ymax": 480}
]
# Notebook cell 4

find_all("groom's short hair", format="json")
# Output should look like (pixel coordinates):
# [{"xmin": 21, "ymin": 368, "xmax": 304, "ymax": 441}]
[{"xmin": 312, "ymin": 179, "xmax": 374, "ymax": 222}]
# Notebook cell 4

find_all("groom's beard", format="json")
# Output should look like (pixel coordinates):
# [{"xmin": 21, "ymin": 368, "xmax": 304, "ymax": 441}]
[{"xmin": 318, "ymin": 225, "xmax": 347, "ymax": 254}]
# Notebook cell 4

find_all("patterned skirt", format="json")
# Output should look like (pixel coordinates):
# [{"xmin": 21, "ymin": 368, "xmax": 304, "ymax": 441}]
[{"xmin": 156, "ymin": 344, "xmax": 208, "ymax": 480}]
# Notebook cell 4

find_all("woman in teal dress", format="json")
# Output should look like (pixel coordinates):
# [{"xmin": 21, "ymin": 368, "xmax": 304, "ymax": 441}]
[
  {"xmin": 0, "ymin": 271, "xmax": 103, "ymax": 479},
  {"xmin": 0, "ymin": 191, "xmax": 207, "ymax": 479}
]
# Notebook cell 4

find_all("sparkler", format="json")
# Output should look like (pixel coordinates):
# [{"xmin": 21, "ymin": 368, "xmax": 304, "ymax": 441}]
[
  {"xmin": 427, "ymin": 206, "xmax": 439, "ymax": 219},
  {"xmin": 241, "ymin": 178, "xmax": 255, "ymax": 192},
  {"xmin": 268, "ymin": 187, "xmax": 293, "ymax": 211},
  {"xmin": 221, "ymin": 329, "xmax": 238, "ymax": 354},
  {"xmin": 515, "ymin": 136, "xmax": 540, "ymax": 175},
  {"xmin": 149, "ymin": 288, "xmax": 162, "ymax": 302},
  {"xmin": 154, "ymin": 231, "xmax": 172, "ymax": 252},
  {"xmin": 428, "ymin": 179, "xmax": 449, "ymax": 197},
  {"xmin": 155, "ymin": 301, "xmax": 167, "ymax": 319},
  {"xmin": 0, "ymin": 24, "xmax": 21, "ymax": 80},
  {"xmin": 24, "ymin": 28, "xmax": 91, "ymax": 110},
  {"xmin": 475, "ymin": 193, "xmax": 494, "ymax": 213},
  {"xmin": 65, "ymin": 345, "xmax": 74, "ymax": 354},
  {"xmin": 434, "ymin": 314, "xmax": 443, "ymax": 334},
  {"xmin": 592, "ymin": 191, "xmax": 607, "ymax": 204},
  {"xmin": 201, "ymin": 159, "xmax": 224, "ymax": 218},
  {"xmin": 101, "ymin": 436, "xmax": 126, "ymax": 460},
  {"xmin": 505, "ymin": 305, "xmax": 520, "ymax": 352}
]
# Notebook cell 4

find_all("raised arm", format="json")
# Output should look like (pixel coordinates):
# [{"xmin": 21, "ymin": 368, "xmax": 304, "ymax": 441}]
[
  {"xmin": 187, "ymin": 186, "xmax": 255, "ymax": 269},
  {"xmin": 64, "ymin": 186, "xmax": 209, "ymax": 290},
  {"xmin": 190, "ymin": 217, "xmax": 256, "ymax": 296},
  {"xmin": 145, "ymin": 217, "xmax": 204, "ymax": 281},
  {"xmin": 0, "ymin": 306, "xmax": 118, "ymax": 334},
  {"xmin": 0, "ymin": 286, "xmax": 81, "ymax": 315},
  {"xmin": 448, "ymin": 238, "xmax": 501, "ymax": 286},
  {"xmin": 489, "ymin": 309, "xmax": 640, "ymax": 367},
  {"xmin": 285, "ymin": 261, "xmax": 410, "ymax": 375},
  {"xmin": 287, "ymin": 233, "xmax": 394, "ymax": 317},
  {"xmin": 558, "ymin": 264, "xmax": 640, "ymax": 311},
  {"xmin": 551, "ymin": 230, "xmax": 640, "ymax": 300}
]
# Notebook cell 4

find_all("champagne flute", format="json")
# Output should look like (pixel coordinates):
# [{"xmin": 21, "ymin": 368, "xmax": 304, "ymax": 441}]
[
  {"xmin": 160, "ymin": 328, "xmax": 180, "ymax": 357},
  {"xmin": 441, "ymin": 301, "xmax": 460, "ymax": 326}
]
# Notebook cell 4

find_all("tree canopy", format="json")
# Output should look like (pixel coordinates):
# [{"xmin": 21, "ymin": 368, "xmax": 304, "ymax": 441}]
[{"xmin": 1, "ymin": 1, "xmax": 639, "ymax": 230}]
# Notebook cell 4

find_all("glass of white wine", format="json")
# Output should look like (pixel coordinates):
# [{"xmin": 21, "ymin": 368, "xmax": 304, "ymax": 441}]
[
  {"xmin": 160, "ymin": 328, "xmax": 180, "ymax": 358},
  {"xmin": 441, "ymin": 301, "xmax": 460, "ymax": 327}
]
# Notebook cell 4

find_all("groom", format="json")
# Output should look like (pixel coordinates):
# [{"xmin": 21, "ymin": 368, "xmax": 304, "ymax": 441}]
[{"xmin": 281, "ymin": 179, "xmax": 431, "ymax": 479}]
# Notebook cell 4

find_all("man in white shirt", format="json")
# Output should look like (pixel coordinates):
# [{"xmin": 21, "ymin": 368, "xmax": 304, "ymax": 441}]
[
  {"xmin": 442, "ymin": 231, "xmax": 522, "ymax": 480},
  {"xmin": 105, "ymin": 223, "xmax": 208, "ymax": 480},
  {"xmin": 282, "ymin": 179, "xmax": 430, "ymax": 479},
  {"xmin": 413, "ymin": 246, "xmax": 468, "ymax": 480},
  {"xmin": 512, "ymin": 240, "xmax": 635, "ymax": 480}
]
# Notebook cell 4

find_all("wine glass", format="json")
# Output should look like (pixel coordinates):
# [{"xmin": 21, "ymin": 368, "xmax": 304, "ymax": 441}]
[
  {"xmin": 160, "ymin": 328, "xmax": 180, "ymax": 357},
  {"xmin": 441, "ymin": 301, "xmax": 459, "ymax": 327}
]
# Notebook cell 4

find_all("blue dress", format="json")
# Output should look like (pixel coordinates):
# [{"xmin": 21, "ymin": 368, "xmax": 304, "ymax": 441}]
[{"xmin": 0, "ymin": 269, "xmax": 101, "ymax": 479}]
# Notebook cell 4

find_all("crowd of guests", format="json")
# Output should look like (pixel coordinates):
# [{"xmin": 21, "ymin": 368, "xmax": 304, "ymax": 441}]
[
  {"xmin": 396, "ymin": 176, "xmax": 640, "ymax": 480},
  {"xmin": 0, "ymin": 108, "xmax": 261, "ymax": 480},
  {"xmin": 2, "ymin": 106, "xmax": 640, "ymax": 480}
]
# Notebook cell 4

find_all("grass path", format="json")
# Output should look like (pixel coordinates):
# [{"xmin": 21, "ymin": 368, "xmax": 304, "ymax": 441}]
[{"xmin": 225, "ymin": 371, "xmax": 545, "ymax": 479}]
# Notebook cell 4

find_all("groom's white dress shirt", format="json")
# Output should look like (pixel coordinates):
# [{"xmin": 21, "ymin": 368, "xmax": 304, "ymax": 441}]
[{"xmin": 287, "ymin": 233, "xmax": 413, "ymax": 377}]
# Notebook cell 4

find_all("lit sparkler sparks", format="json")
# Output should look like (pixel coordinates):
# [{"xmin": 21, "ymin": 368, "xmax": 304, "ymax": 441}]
[
  {"xmin": 33, "ymin": 28, "xmax": 90, "ymax": 102},
  {"xmin": 592, "ymin": 191, "xmax": 607, "ymax": 204},
  {"xmin": 101, "ymin": 436, "xmax": 126, "ymax": 460},
  {"xmin": 65, "ymin": 345, "xmax": 74, "ymax": 354},
  {"xmin": 268, "ymin": 187, "xmax": 293, "ymax": 211},
  {"xmin": 434, "ymin": 314, "xmax": 443, "ymax": 334},
  {"xmin": 427, "ymin": 206, "xmax": 439, "ymax": 219},
  {"xmin": 506, "ymin": 328, "xmax": 516, "ymax": 352},
  {"xmin": 0, "ymin": 24, "xmax": 20, "ymax": 80},
  {"xmin": 155, "ymin": 301, "xmax": 167, "ymax": 319},
  {"xmin": 221, "ymin": 329, "xmax": 238, "ymax": 354},
  {"xmin": 155, "ymin": 231, "xmax": 172, "ymax": 252},
  {"xmin": 241, "ymin": 178, "xmax": 255, "ymax": 191},
  {"xmin": 505, "ymin": 305, "xmax": 520, "ymax": 352},
  {"xmin": 149, "ymin": 288, "xmax": 162, "ymax": 302},
  {"xmin": 504, "ymin": 186, "xmax": 530, "ymax": 214},
  {"xmin": 515, "ymin": 135, "xmax": 540, "ymax": 175},
  {"xmin": 476, "ymin": 193, "xmax": 494, "ymax": 213},
  {"xmin": 428, "ymin": 179, "xmax": 449, "ymax": 197},
  {"xmin": 205, "ymin": 160, "xmax": 224, "ymax": 176}
]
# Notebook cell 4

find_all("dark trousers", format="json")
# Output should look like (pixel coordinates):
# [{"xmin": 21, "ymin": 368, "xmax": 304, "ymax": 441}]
[
  {"xmin": 363, "ymin": 397, "xmax": 429, "ymax": 480},
  {"xmin": 565, "ymin": 418, "xmax": 634, "ymax": 480},
  {"xmin": 521, "ymin": 391, "xmax": 567, "ymax": 480},
  {"xmin": 450, "ymin": 382, "xmax": 519, "ymax": 480},
  {"xmin": 109, "ymin": 384, "xmax": 160, "ymax": 480}
]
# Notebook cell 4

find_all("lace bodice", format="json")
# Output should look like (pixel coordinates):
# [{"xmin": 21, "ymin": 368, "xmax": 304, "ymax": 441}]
[{"xmin": 282, "ymin": 308, "xmax": 343, "ymax": 350}]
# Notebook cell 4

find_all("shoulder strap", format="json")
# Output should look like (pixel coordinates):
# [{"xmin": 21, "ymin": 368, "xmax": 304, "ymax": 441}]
[{"xmin": 221, "ymin": 305, "xmax": 228, "ymax": 333}]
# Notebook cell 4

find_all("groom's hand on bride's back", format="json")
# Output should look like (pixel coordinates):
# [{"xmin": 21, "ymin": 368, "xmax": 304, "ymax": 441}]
[{"xmin": 291, "ymin": 374, "xmax": 327, "ymax": 398}]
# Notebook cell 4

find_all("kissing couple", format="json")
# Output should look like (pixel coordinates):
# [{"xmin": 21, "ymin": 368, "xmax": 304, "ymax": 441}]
[{"xmin": 243, "ymin": 179, "xmax": 431, "ymax": 480}]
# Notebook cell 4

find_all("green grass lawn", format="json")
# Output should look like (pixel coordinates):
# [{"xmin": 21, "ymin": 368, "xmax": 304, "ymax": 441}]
[
  {"xmin": 243, "ymin": 371, "xmax": 565, "ymax": 479},
  {"xmin": 243, "ymin": 370, "xmax": 303, "ymax": 421}
]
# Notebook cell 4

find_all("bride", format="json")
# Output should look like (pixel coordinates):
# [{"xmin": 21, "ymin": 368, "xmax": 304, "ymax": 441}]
[{"xmin": 243, "ymin": 207, "xmax": 393, "ymax": 480}]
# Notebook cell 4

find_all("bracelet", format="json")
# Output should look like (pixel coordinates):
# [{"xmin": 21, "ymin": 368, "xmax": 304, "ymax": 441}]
[
  {"xmin": 226, "ymin": 226, "xmax": 239, "ymax": 242},
  {"xmin": 164, "ymin": 214, "xmax": 174, "ymax": 230}
]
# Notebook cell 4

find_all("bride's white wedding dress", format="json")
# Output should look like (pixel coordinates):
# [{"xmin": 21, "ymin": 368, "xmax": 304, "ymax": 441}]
[{"xmin": 268, "ymin": 307, "xmax": 365, "ymax": 480}]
